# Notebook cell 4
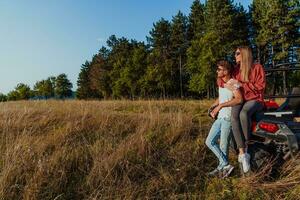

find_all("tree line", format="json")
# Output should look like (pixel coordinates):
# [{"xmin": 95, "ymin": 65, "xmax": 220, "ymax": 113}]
[
  {"xmin": 0, "ymin": 0, "xmax": 299, "ymax": 102},
  {"xmin": 0, "ymin": 74, "xmax": 73, "ymax": 102},
  {"xmin": 76, "ymin": 0, "xmax": 300, "ymax": 100}
]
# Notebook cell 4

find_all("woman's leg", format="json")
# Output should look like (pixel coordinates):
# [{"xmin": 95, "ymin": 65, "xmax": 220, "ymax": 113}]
[
  {"xmin": 205, "ymin": 119, "xmax": 228, "ymax": 169},
  {"xmin": 239, "ymin": 100, "xmax": 264, "ymax": 145},
  {"xmin": 231, "ymin": 104, "xmax": 246, "ymax": 152},
  {"xmin": 237, "ymin": 100, "xmax": 264, "ymax": 174}
]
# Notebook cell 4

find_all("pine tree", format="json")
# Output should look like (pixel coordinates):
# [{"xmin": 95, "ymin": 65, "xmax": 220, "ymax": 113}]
[
  {"xmin": 7, "ymin": 83, "xmax": 32, "ymax": 100},
  {"xmin": 188, "ymin": 0, "xmax": 205, "ymax": 41},
  {"xmin": 89, "ymin": 55, "xmax": 106, "ymax": 99},
  {"xmin": 77, "ymin": 47, "xmax": 112, "ymax": 100},
  {"xmin": 205, "ymin": 0, "xmax": 237, "ymax": 52},
  {"xmin": 96, "ymin": 47, "xmax": 112, "ymax": 99},
  {"xmin": 187, "ymin": 32, "xmax": 220, "ymax": 97},
  {"xmin": 170, "ymin": 11, "xmax": 189, "ymax": 97},
  {"xmin": 76, "ymin": 61, "xmax": 92, "ymax": 99},
  {"xmin": 232, "ymin": 3, "xmax": 250, "ymax": 48},
  {"xmin": 107, "ymin": 36, "xmax": 133, "ymax": 98},
  {"xmin": 252, "ymin": 0, "xmax": 300, "ymax": 65},
  {"xmin": 187, "ymin": 0, "xmax": 242, "ymax": 98},
  {"xmin": 125, "ymin": 41, "xmax": 148, "ymax": 99},
  {"xmin": 34, "ymin": 78, "xmax": 54, "ymax": 99},
  {"xmin": 55, "ymin": 74, "xmax": 73, "ymax": 99},
  {"xmin": 7, "ymin": 90, "xmax": 19, "ymax": 101},
  {"xmin": 0, "ymin": 93, "xmax": 7, "ymax": 102},
  {"xmin": 16, "ymin": 83, "xmax": 32, "ymax": 100},
  {"xmin": 143, "ymin": 18, "xmax": 173, "ymax": 98}
]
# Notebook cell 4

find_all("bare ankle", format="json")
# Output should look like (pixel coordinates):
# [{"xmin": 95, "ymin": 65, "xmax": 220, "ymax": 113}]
[{"xmin": 239, "ymin": 148, "xmax": 245, "ymax": 155}]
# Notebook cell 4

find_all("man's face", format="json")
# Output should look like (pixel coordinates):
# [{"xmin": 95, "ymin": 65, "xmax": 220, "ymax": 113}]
[{"xmin": 216, "ymin": 65, "xmax": 228, "ymax": 78}]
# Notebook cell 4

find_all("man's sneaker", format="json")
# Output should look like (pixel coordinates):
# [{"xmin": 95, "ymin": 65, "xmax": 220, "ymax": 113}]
[
  {"xmin": 207, "ymin": 168, "xmax": 221, "ymax": 177},
  {"xmin": 238, "ymin": 153, "xmax": 251, "ymax": 173},
  {"xmin": 221, "ymin": 165, "xmax": 234, "ymax": 178}
]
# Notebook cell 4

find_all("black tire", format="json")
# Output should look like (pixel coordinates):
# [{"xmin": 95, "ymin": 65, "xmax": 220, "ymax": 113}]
[
  {"xmin": 248, "ymin": 142, "xmax": 277, "ymax": 171},
  {"xmin": 248, "ymin": 142, "xmax": 286, "ymax": 179}
]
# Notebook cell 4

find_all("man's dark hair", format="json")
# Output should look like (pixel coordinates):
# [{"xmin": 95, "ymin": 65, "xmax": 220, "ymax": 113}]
[{"xmin": 217, "ymin": 60, "xmax": 233, "ymax": 74}]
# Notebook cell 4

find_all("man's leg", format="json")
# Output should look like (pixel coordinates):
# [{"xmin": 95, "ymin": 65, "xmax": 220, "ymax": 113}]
[
  {"xmin": 219, "ymin": 118, "xmax": 232, "ymax": 166},
  {"xmin": 205, "ymin": 119, "xmax": 228, "ymax": 169}
]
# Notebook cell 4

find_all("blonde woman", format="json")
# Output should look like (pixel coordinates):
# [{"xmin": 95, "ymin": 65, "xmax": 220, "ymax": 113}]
[{"xmin": 231, "ymin": 46, "xmax": 266, "ymax": 174}]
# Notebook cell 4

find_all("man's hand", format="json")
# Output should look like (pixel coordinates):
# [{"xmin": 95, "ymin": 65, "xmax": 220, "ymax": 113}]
[{"xmin": 211, "ymin": 104, "xmax": 222, "ymax": 118}]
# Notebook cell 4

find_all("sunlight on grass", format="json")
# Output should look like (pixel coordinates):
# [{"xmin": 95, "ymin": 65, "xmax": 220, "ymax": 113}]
[{"xmin": 0, "ymin": 100, "xmax": 298, "ymax": 199}]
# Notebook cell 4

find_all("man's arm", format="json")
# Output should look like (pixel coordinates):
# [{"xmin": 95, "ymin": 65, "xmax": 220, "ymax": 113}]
[
  {"xmin": 208, "ymin": 98, "xmax": 219, "ymax": 118},
  {"xmin": 211, "ymin": 98, "xmax": 219, "ymax": 107}
]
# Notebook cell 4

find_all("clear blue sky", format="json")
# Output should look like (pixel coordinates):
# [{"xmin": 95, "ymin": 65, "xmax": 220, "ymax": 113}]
[{"xmin": 0, "ymin": 0, "xmax": 251, "ymax": 94}]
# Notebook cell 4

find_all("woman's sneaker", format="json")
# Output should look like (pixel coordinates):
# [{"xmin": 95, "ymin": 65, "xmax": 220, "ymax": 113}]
[
  {"xmin": 238, "ymin": 153, "xmax": 251, "ymax": 173},
  {"xmin": 221, "ymin": 165, "xmax": 234, "ymax": 178}
]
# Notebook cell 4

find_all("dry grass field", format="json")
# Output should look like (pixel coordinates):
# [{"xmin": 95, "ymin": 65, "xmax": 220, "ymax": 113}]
[{"xmin": 0, "ymin": 100, "xmax": 299, "ymax": 200}]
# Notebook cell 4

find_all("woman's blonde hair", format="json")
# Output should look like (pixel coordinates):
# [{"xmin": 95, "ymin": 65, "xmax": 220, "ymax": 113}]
[{"xmin": 238, "ymin": 46, "xmax": 253, "ymax": 82}]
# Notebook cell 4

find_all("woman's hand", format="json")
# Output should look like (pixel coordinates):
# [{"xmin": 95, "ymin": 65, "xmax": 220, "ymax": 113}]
[{"xmin": 225, "ymin": 79, "xmax": 241, "ymax": 91}]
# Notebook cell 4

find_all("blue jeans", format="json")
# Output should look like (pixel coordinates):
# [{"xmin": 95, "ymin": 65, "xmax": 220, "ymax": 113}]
[{"xmin": 205, "ymin": 118, "xmax": 232, "ymax": 170}]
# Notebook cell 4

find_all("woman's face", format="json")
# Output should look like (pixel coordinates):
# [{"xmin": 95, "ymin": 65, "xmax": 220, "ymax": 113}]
[{"xmin": 235, "ymin": 49, "xmax": 241, "ymax": 63}]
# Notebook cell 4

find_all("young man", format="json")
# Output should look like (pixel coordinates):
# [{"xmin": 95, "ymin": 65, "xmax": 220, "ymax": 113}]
[{"xmin": 206, "ymin": 60, "xmax": 243, "ymax": 178}]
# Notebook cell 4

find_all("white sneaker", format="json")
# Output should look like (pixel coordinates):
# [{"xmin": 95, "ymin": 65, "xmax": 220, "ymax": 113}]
[{"xmin": 238, "ymin": 153, "xmax": 251, "ymax": 173}]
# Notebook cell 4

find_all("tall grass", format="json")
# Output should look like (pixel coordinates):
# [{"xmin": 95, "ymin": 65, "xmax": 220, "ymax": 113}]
[{"xmin": 0, "ymin": 100, "xmax": 298, "ymax": 200}]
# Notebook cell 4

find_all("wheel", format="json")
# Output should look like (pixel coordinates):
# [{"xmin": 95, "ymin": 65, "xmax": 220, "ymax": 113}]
[
  {"xmin": 248, "ymin": 142, "xmax": 277, "ymax": 171},
  {"xmin": 248, "ymin": 142, "xmax": 285, "ymax": 178}
]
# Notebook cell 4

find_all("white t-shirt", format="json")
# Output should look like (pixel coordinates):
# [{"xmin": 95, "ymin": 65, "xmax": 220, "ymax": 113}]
[{"xmin": 218, "ymin": 78, "xmax": 240, "ymax": 120}]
